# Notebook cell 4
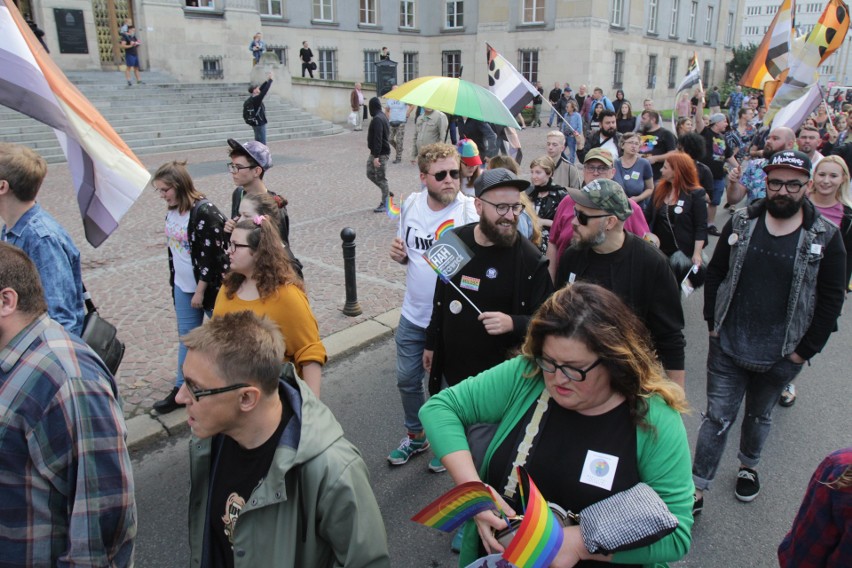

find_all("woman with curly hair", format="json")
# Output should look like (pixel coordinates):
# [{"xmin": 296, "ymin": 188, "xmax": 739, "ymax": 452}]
[
  {"xmin": 421, "ymin": 283, "xmax": 693, "ymax": 565},
  {"xmin": 213, "ymin": 215, "xmax": 326, "ymax": 396}
]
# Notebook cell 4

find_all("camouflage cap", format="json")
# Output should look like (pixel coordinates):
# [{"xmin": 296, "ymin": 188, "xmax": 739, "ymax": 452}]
[{"xmin": 567, "ymin": 178, "xmax": 633, "ymax": 221}]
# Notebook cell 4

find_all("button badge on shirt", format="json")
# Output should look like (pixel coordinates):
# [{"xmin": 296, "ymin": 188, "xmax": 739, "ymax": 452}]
[
  {"xmin": 579, "ymin": 450, "xmax": 620, "ymax": 491},
  {"xmin": 449, "ymin": 300, "xmax": 463, "ymax": 314}
]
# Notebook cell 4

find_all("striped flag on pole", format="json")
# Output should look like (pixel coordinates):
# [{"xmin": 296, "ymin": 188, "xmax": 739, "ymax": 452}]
[
  {"xmin": 675, "ymin": 53, "xmax": 701, "ymax": 95},
  {"xmin": 740, "ymin": 0, "xmax": 795, "ymax": 89},
  {"xmin": 485, "ymin": 43, "xmax": 539, "ymax": 117},
  {"xmin": 0, "ymin": 0, "xmax": 149, "ymax": 247},
  {"xmin": 771, "ymin": 84, "xmax": 823, "ymax": 131}
]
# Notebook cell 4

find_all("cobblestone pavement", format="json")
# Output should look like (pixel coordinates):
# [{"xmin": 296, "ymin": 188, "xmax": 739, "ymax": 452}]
[{"xmin": 35, "ymin": 122, "xmax": 554, "ymax": 417}]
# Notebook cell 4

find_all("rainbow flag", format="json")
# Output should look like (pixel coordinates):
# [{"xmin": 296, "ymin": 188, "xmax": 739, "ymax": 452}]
[
  {"xmin": 502, "ymin": 467, "xmax": 564, "ymax": 568},
  {"xmin": 386, "ymin": 194, "xmax": 401, "ymax": 219},
  {"xmin": 435, "ymin": 219, "xmax": 454, "ymax": 240},
  {"xmin": 412, "ymin": 481, "xmax": 497, "ymax": 532},
  {"xmin": 0, "ymin": 0, "xmax": 149, "ymax": 247}
]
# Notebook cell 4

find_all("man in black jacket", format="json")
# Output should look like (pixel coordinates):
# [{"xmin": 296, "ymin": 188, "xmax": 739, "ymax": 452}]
[
  {"xmin": 554, "ymin": 178, "xmax": 685, "ymax": 387},
  {"xmin": 245, "ymin": 73, "xmax": 272, "ymax": 144},
  {"xmin": 366, "ymin": 97, "xmax": 391, "ymax": 213}
]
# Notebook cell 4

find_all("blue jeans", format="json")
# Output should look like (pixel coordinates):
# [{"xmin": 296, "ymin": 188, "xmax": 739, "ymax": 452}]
[
  {"xmin": 173, "ymin": 289, "xmax": 210, "ymax": 387},
  {"xmin": 253, "ymin": 123, "xmax": 267, "ymax": 145},
  {"xmin": 548, "ymin": 107, "xmax": 558, "ymax": 126},
  {"xmin": 692, "ymin": 336, "xmax": 803, "ymax": 491},
  {"xmin": 395, "ymin": 315, "xmax": 427, "ymax": 433}
]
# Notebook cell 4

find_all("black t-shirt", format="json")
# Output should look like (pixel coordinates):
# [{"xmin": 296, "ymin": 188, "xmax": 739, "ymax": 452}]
[
  {"xmin": 208, "ymin": 404, "xmax": 291, "ymax": 568},
  {"xmin": 299, "ymin": 47, "xmax": 313, "ymax": 63},
  {"xmin": 575, "ymin": 94, "xmax": 587, "ymax": 111},
  {"xmin": 639, "ymin": 127, "xmax": 677, "ymax": 181},
  {"xmin": 487, "ymin": 399, "xmax": 640, "ymax": 568},
  {"xmin": 121, "ymin": 33, "xmax": 138, "ymax": 57},
  {"xmin": 721, "ymin": 215, "xmax": 800, "ymax": 368},
  {"xmin": 696, "ymin": 161, "xmax": 714, "ymax": 196},
  {"xmin": 700, "ymin": 127, "xmax": 734, "ymax": 180}
]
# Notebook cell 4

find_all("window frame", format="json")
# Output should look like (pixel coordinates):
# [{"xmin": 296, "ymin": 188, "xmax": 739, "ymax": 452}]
[
  {"xmin": 400, "ymin": 0, "xmax": 416, "ymax": 29},
  {"xmin": 403, "ymin": 51, "xmax": 419, "ymax": 82},
  {"xmin": 522, "ymin": 0, "xmax": 545, "ymax": 24},
  {"xmin": 648, "ymin": 0, "xmax": 658, "ymax": 34},
  {"xmin": 360, "ymin": 0, "xmax": 377, "ymax": 26},
  {"xmin": 668, "ymin": 56, "xmax": 678, "ymax": 89},
  {"xmin": 688, "ymin": 1, "xmax": 698, "ymax": 41},
  {"xmin": 442, "ymin": 50, "xmax": 462, "ymax": 78},
  {"xmin": 318, "ymin": 48, "xmax": 336, "ymax": 80},
  {"xmin": 312, "ymin": 0, "xmax": 334, "ymax": 23},
  {"xmin": 611, "ymin": 0, "xmax": 624, "ymax": 28},
  {"xmin": 363, "ymin": 49, "xmax": 380, "ymax": 83},
  {"xmin": 446, "ymin": 0, "xmax": 464, "ymax": 29},
  {"xmin": 704, "ymin": 5, "xmax": 714, "ymax": 44},
  {"xmin": 613, "ymin": 50, "xmax": 625, "ymax": 89},
  {"xmin": 647, "ymin": 54, "xmax": 658, "ymax": 89},
  {"xmin": 518, "ymin": 49, "xmax": 539, "ymax": 83},
  {"xmin": 669, "ymin": 0, "xmax": 679, "ymax": 37},
  {"xmin": 258, "ymin": 0, "xmax": 282, "ymax": 17}
]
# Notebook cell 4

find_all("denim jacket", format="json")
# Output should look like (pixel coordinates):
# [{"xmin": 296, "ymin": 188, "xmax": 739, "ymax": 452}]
[{"xmin": 705, "ymin": 198, "xmax": 846, "ymax": 360}]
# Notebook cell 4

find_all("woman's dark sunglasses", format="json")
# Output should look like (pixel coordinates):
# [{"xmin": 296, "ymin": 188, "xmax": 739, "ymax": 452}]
[{"xmin": 427, "ymin": 169, "xmax": 460, "ymax": 181}]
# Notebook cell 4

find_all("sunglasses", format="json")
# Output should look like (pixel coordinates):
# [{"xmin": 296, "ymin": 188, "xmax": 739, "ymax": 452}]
[
  {"xmin": 184, "ymin": 381, "xmax": 251, "ymax": 401},
  {"xmin": 573, "ymin": 207, "xmax": 612, "ymax": 225},
  {"xmin": 426, "ymin": 169, "xmax": 460, "ymax": 181}
]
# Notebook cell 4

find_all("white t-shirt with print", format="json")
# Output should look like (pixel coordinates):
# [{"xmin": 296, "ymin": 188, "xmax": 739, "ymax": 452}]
[{"xmin": 166, "ymin": 209, "xmax": 196, "ymax": 293}]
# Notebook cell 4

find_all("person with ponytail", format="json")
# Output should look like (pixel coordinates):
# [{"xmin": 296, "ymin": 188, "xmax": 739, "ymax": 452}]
[{"xmin": 213, "ymin": 215, "xmax": 326, "ymax": 397}]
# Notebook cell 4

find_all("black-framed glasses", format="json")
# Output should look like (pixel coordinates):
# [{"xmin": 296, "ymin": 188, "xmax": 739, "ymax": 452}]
[
  {"xmin": 227, "ymin": 162, "xmax": 256, "ymax": 174},
  {"xmin": 479, "ymin": 197, "xmax": 524, "ymax": 216},
  {"xmin": 227, "ymin": 241, "xmax": 252, "ymax": 253},
  {"xmin": 573, "ymin": 208, "xmax": 612, "ymax": 226},
  {"xmin": 535, "ymin": 356, "xmax": 603, "ymax": 382},
  {"xmin": 426, "ymin": 169, "xmax": 460, "ymax": 181},
  {"xmin": 766, "ymin": 178, "xmax": 808, "ymax": 193},
  {"xmin": 185, "ymin": 382, "xmax": 251, "ymax": 401}
]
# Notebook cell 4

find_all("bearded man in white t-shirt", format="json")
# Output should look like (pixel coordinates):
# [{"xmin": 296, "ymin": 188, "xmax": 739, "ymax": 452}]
[{"xmin": 386, "ymin": 142, "xmax": 479, "ymax": 472}]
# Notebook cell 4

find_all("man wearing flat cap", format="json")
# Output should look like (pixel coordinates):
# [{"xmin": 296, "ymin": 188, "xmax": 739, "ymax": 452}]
[
  {"xmin": 423, "ymin": 168, "xmax": 554, "ymax": 393},
  {"xmin": 693, "ymin": 149, "xmax": 846, "ymax": 514},
  {"xmin": 554, "ymin": 178, "xmax": 686, "ymax": 387}
]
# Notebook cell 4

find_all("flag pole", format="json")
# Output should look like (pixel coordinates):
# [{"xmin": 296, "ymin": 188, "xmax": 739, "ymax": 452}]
[{"xmin": 445, "ymin": 279, "xmax": 482, "ymax": 315}]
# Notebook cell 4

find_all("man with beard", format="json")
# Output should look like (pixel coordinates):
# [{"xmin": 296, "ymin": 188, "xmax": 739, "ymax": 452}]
[
  {"xmin": 638, "ymin": 110, "xmax": 678, "ymax": 183},
  {"xmin": 553, "ymin": 179, "xmax": 686, "ymax": 387},
  {"xmin": 726, "ymin": 127, "xmax": 796, "ymax": 205},
  {"xmin": 578, "ymin": 110, "xmax": 621, "ymax": 163},
  {"xmin": 692, "ymin": 150, "xmax": 846, "ymax": 514},
  {"xmin": 423, "ymin": 168, "xmax": 553, "ymax": 392},
  {"xmin": 796, "ymin": 125, "xmax": 824, "ymax": 167},
  {"xmin": 695, "ymin": 111, "xmax": 738, "ymax": 236},
  {"xmin": 386, "ymin": 143, "xmax": 478, "ymax": 471}
]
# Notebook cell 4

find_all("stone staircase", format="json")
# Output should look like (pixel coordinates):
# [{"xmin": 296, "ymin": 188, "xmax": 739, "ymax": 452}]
[{"xmin": 0, "ymin": 71, "xmax": 344, "ymax": 163}]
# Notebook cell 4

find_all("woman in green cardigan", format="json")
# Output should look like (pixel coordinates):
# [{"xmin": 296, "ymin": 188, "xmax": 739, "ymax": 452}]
[{"xmin": 420, "ymin": 283, "xmax": 694, "ymax": 567}]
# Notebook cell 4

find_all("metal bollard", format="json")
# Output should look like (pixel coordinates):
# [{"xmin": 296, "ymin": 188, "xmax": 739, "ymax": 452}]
[{"xmin": 340, "ymin": 227, "xmax": 362, "ymax": 316}]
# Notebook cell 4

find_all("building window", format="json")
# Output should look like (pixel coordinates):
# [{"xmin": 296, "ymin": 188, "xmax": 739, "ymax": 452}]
[
  {"xmin": 726, "ymin": 11, "xmax": 734, "ymax": 46},
  {"xmin": 704, "ymin": 6, "xmax": 714, "ymax": 43},
  {"xmin": 518, "ymin": 49, "xmax": 539, "ymax": 83},
  {"xmin": 688, "ymin": 1, "xmax": 697, "ymax": 40},
  {"xmin": 523, "ymin": 0, "xmax": 544, "ymax": 24},
  {"xmin": 186, "ymin": 0, "xmax": 215, "ymax": 9},
  {"xmin": 318, "ymin": 48, "xmax": 336, "ymax": 79},
  {"xmin": 360, "ymin": 0, "xmax": 377, "ymax": 25},
  {"xmin": 613, "ymin": 50, "xmax": 624, "ymax": 89},
  {"xmin": 400, "ymin": 0, "xmax": 415, "ymax": 28},
  {"xmin": 259, "ymin": 0, "xmax": 282, "ymax": 17},
  {"xmin": 611, "ymin": 0, "xmax": 624, "ymax": 27},
  {"xmin": 668, "ymin": 57, "xmax": 678, "ymax": 88},
  {"xmin": 201, "ymin": 56, "xmax": 223, "ymax": 79},
  {"xmin": 669, "ymin": 0, "xmax": 679, "ymax": 37},
  {"xmin": 268, "ymin": 45, "xmax": 287, "ymax": 66},
  {"xmin": 403, "ymin": 52, "xmax": 419, "ymax": 82},
  {"xmin": 363, "ymin": 50, "xmax": 379, "ymax": 83},
  {"xmin": 446, "ymin": 1, "xmax": 463, "ymax": 28},
  {"xmin": 647, "ymin": 54, "xmax": 657, "ymax": 89},
  {"xmin": 703, "ymin": 59, "xmax": 711, "ymax": 87},
  {"xmin": 443, "ymin": 50, "xmax": 461, "ymax": 77},
  {"xmin": 648, "ymin": 0, "xmax": 658, "ymax": 34},
  {"xmin": 313, "ymin": 0, "xmax": 334, "ymax": 22}
]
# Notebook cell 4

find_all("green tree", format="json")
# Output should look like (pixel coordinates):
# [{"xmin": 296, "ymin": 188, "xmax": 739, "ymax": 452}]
[{"xmin": 726, "ymin": 44, "xmax": 760, "ymax": 83}]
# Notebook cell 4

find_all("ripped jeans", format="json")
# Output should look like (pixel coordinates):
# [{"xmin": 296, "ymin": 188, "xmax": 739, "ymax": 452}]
[{"xmin": 692, "ymin": 335, "xmax": 803, "ymax": 491}]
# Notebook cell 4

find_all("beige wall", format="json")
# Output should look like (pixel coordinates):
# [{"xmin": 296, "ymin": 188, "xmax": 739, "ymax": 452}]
[{"xmin": 35, "ymin": 0, "xmax": 101, "ymax": 69}]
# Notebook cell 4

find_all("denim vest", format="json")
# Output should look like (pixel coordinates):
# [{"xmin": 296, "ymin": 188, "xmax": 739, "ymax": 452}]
[{"xmin": 713, "ymin": 200, "xmax": 838, "ymax": 357}]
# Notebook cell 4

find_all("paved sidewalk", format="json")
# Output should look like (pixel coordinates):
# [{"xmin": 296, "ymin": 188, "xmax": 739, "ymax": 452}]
[{"xmin": 31, "ymin": 121, "xmax": 553, "ymax": 444}]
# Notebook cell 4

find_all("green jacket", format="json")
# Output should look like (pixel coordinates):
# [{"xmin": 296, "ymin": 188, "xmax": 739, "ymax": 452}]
[
  {"xmin": 188, "ymin": 364, "xmax": 390, "ymax": 568},
  {"xmin": 420, "ymin": 356, "xmax": 694, "ymax": 567}
]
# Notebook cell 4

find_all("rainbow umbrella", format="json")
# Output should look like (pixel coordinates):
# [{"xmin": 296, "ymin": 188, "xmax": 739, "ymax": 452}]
[{"xmin": 385, "ymin": 76, "xmax": 521, "ymax": 129}]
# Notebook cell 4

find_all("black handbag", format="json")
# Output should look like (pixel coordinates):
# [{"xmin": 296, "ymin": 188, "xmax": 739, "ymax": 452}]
[{"xmin": 80, "ymin": 286, "xmax": 125, "ymax": 375}]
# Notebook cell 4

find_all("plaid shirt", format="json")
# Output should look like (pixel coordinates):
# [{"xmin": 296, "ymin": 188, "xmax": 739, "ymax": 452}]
[
  {"xmin": 778, "ymin": 447, "xmax": 852, "ymax": 567},
  {"xmin": 0, "ymin": 314, "xmax": 136, "ymax": 566}
]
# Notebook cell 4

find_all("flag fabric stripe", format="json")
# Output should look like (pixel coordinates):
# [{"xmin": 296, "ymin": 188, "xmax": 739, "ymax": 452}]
[
  {"xmin": 771, "ymin": 84, "xmax": 823, "ymax": 131},
  {"xmin": 675, "ymin": 54, "xmax": 701, "ymax": 94},
  {"xmin": 740, "ymin": 0, "xmax": 794, "ymax": 89},
  {"xmin": 0, "ymin": 0, "xmax": 149, "ymax": 247},
  {"xmin": 502, "ymin": 467, "xmax": 564, "ymax": 568},
  {"xmin": 486, "ymin": 43, "xmax": 538, "ymax": 118},
  {"xmin": 411, "ymin": 481, "xmax": 497, "ymax": 532}
]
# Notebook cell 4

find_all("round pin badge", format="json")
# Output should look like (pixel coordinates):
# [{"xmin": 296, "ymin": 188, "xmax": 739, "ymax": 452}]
[
  {"xmin": 728, "ymin": 233, "xmax": 739, "ymax": 246},
  {"xmin": 449, "ymin": 300, "xmax": 463, "ymax": 314},
  {"xmin": 674, "ymin": 206, "xmax": 683, "ymax": 214},
  {"xmin": 486, "ymin": 268, "xmax": 498, "ymax": 279}
]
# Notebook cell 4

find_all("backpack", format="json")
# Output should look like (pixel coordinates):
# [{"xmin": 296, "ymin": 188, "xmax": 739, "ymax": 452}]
[{"xmin": 243, "ymin": 97, "xmax": 261, "ymax": 126}]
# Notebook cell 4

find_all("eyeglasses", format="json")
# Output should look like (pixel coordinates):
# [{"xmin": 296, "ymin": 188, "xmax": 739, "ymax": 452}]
[
  {"xmin": 535, "ymin": 356, "xmax": 603, "ymax": 382},
  {"xmin": 584, "ymin": 165, "xmax": 611, "ymax": 174},
  {"xmin": 184, "ymin": 381, "xmax": 251, "ymax": 401},
  {"xmin": 227, "ymin": 162, "xmax": 256, "ymax": 174},
  {"xmin": 573, "ymin": 208, "xmax": 612, "ymax": 225},
  {"xmin": 227, "ymin": 241, "xmax": 252, "ymax": 253},
  {"xmin": 426, "ymin": 169, "xmax": 460, "ymax": 181},
  {"xmin": 766, "ymin": 178, "xmax": 808, "ymax": 193},
  {"xmin": 479, "ymin": 197, "xmax": 524, "ymax": 216}
]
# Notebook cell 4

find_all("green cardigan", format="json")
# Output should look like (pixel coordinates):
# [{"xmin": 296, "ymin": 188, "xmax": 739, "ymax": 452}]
[{"xmin": 420, "ymin": 356, "xmax": 694, "ymax": 567}]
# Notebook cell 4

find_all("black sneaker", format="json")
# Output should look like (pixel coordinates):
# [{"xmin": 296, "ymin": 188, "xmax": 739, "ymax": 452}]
[
  {"xmin": 692, "ymin": 494, "xmax": 704, "ymax": 516},
  {"xmin": 152, "ymin": 386, "xmax": 184, "ymax": 414},
  {"xmin": 735, "ymin": 467, "xmax": 760, "ymax": 502},
  {"xmin": 707, "ymin": 225, "xmax": 721, "ymax": 237},
  {"xmin": 373, "ymin": 204, "xmax": 387, "ymax": 213}
]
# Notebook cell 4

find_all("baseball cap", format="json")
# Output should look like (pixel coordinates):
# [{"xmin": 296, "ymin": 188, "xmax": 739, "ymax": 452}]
[
  {"xmin": 227, "ymin": 138, "xmax": 272, "ymax": 170},
  {"xmin": 762, "ymin": 150, "xmax": 812, "ymax": 177},
  {"xmin": 583, "ymin": 147, "xmax": 614, "ymax": 167},
  {"xmin": 457, "ymin": 138, "xmax": 482, "ymax": 167},
  {"xmin": 708, "ymin": 113, "xmax": 727, "ymax": 125},
  {"xmin": 567, "ymin": 178, "xmax": 633, "ymax": 221},
  {"xmin": 473, "ymin": 168, "xmax": 529, "ymax": 198}
]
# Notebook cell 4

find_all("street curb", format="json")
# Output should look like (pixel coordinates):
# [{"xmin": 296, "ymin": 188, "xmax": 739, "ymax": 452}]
[{"xmin": 126, "ymin": 308, "xmax": 401, "ymax": 452}]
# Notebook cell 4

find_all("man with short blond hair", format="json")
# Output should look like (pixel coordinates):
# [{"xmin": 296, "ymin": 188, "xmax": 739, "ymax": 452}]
[{"xmin": 545, "ymin": 130, "xmax": 582, "ymax": 190}]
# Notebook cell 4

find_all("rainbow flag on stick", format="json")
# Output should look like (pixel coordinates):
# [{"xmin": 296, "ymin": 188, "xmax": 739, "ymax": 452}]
[
  {"xmin": 386, "ymin": 194, "xmax": 401, "ymax": 219},
  {"xmin": 412, "ymin": 481, "xmax": 498, "ymax": 532},
  {"xmin": 502, "ymin": 467, "xmax": 564, "ymax": 568},
  {"xmin": 0, "ymin": 0, "xmax": 149, "ymax": 247}
]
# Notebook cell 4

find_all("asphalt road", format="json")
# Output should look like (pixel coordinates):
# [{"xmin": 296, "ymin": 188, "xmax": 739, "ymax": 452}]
[{"xmin": 132, "ymin": 282, "xmax": 852, "ymax": 567}]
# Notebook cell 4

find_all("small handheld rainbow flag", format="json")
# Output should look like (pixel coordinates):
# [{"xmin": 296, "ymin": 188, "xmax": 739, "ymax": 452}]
[
  {"xmin": 435, "ymin": 219, "xmax": 455, "ymax": 239},
  {"xmin": 502, "ymin": 467, "xmax": 564, "ymax": 568},
  {"xmin": 412, "ymin": 481, "xmax": 498, "ymax": 532},
  {"xmin": 387, "ymin": 194, "xmax": 401, "ymax": 219}
]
